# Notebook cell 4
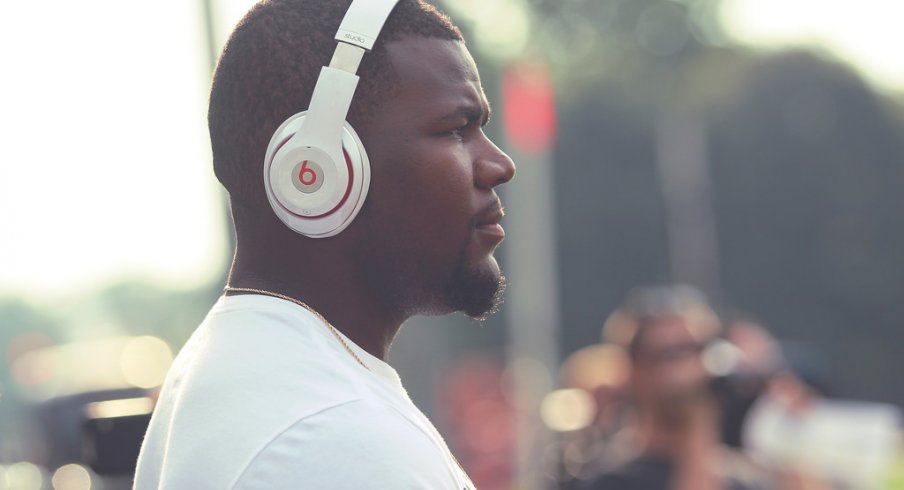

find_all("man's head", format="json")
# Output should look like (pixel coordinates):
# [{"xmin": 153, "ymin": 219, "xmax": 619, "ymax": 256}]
[
  {"xmin": 622, "ymin": 286, "xmax": 720, "ymax": 414},
  {"xmin": 629, "ymin": 315, "xmax": 712, "ymax": 405},
  {"xmin": 210, "ymin": 0, "xmax": 462, "ymax": 206},
  {"xmin": 210, "ymin": 0, "xmax": 515, "ymax": 320}
]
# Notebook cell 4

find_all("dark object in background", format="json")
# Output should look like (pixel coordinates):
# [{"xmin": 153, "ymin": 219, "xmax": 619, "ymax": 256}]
[
  {"xmin": 711, "ymin": 373, "xmax": 769, "ymax": 448},
  {"xmin": 29, "ymin": 388, "xmax": 148, "ymax": 470},
  {"xmin": 83, "ymin": 411, "xmax": 152, "ymax": 475},
  {"xmin": 711, "ymin": 340, "xmax": 836, "ymax": 449}
]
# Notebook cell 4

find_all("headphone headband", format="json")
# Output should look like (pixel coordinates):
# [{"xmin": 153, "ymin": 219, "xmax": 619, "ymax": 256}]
[
  {"xmin": 336, "ymin": 0, "xmax": 401, "ymax": 51},
  {"xmin": 294, "ymin": 0, "xmax": 401, "ymax": 150}
]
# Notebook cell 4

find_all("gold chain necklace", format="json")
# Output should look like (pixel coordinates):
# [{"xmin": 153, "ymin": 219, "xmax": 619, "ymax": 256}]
[{"xmin": 223, "ymin": 286, "xmax": 369, "ymax": 370}]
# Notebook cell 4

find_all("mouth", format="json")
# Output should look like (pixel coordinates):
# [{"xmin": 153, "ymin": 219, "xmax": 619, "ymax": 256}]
[{"xmin": 475, "ymin": 205, "xmax": 505, "ymax": 243}]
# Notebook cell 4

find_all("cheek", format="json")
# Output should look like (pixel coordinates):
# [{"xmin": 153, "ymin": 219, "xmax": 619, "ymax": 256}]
[
  {"xmin": 409, "ymin": 176, "xmax": 472, "ymax": 249},
  {"xmin": 365, "ymin": 156, "xmax": 474, "ymax": 255},
  {"xmin": 384, "ymin": 157, "xmax": 472, "ymax": 225}
]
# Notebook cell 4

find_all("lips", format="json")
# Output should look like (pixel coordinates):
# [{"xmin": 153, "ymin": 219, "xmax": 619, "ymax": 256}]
[
  {"xmin": 477, "ymin": 222, "xmax": 505, "ymax": 238},
  {"xmin": 475, "ymin": 203, "xmax": 505, "ymax": 242}
]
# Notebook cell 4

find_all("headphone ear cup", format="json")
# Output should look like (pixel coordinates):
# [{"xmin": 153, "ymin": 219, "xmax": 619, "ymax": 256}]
[{"xmin": 264, "ymin": 112, "xmax": 371, "ymax": 238}]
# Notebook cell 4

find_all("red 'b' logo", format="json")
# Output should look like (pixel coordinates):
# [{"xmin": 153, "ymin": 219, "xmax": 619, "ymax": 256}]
[
  {"xmin": 292, "ymin": 160, "xmax": 324, "ymax": 194},
  {"xmin": 299, "ymin": 161, "xmax": 317, "ymax": 186}
]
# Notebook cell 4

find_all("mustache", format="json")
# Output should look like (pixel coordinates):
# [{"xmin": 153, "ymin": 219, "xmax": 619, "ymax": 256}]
[{"xmin": 473, "ymin": 199, "xmax": 505, "ymax": 226}]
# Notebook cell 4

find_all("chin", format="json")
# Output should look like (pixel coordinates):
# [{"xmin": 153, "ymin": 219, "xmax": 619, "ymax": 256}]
[{"xmin": 442, "ymin": 256, "xmax": 506, "ymax": 321}]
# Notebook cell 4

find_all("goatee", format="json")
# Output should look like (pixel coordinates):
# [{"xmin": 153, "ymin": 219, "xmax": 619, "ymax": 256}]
[{"xmin": 443, "ymin": 265, "xmax": 507, "ymax": 320}]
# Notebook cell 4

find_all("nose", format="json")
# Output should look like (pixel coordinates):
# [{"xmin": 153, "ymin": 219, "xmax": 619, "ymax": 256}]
[{"xmin": 475, "ymin": 137, "xmax": 516, "ymax": 189}]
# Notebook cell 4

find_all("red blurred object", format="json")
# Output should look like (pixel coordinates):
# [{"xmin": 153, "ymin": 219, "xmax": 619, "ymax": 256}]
[
  {"xmin": 502, "ymin": 60, "xmax": 557, "ymax": 155},
  {"xmin": 437, "ymin": 357, "xmax": 516, "ymax": 490}
]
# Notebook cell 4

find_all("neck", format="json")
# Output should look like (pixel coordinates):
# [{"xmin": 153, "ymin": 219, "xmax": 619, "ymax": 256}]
[
  {"xmin": 639, "ymin": 398, "xmax": 725, "ymax": 490},
  {"xmin": 227, "ymin": 245, "xmax": 407, "ymax": 361},
  {"xmin": 637, "ymin": 398, "xmax": 721, "ymax": 458}
]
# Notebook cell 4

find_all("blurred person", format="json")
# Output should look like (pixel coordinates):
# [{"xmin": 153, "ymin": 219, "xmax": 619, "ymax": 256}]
[
  {"xmin": 133, "ymin": 1, "xmax": 515, "ymax": 489},
  {"xmin": 553, "ymin": 343, "xmax": 634, "ymax": 485},
  {"xmin": 582, "ymin": 286, "xmax": 772, "ymax": 490}
]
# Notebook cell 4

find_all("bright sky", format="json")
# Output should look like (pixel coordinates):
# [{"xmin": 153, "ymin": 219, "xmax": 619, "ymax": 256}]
[
  {"xmin": 0, "ymin": 1, "xmax": 256, "ymax": 299},
  {"xmin": 720, "ymin": 0, "xmax": 904, "ymax": 92},
  {"xmin": 1, "ymin": 0, "xmax": 901, "ymax": 300}
]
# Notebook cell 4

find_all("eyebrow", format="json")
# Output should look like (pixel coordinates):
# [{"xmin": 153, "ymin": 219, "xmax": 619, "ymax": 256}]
[{"xmin": 437, "ymin": 100, "xmax": 493, "ymax": 127}]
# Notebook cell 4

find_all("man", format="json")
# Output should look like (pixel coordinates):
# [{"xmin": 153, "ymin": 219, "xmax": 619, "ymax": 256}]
[
  {"xmin": 583, "ymin": 286, "xmax": 770, "ymax": 490},
  {"xmin": 133, "ymin": 0, "xmax": 515, "ymax": 488}
]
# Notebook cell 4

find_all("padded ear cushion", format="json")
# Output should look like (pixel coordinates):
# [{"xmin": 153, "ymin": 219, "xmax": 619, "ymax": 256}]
[{"xmin": 264, "ymin": 111, "xmax": 371, "ymax": 238}]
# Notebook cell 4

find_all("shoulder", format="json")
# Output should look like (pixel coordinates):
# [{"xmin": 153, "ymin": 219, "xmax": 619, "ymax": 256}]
[
  {"xmin": 137, "ymin": 296, "xmax": 376, "ymax": 488},
  {"xmin": 163, "ymin": 301, "xmax": 367, "ymax": 422},
  {"xmin": 233, "ymin": 400, "xmax": 461, "ymax": 489},
  {"xmin": 172, "ymin": 295, "xmax": 369, "ymax": 409}
]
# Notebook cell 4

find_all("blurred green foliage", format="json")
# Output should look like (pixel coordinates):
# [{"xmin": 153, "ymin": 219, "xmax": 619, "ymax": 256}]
[{"xmin": 889, "ymin": 455, "xmax": 904, "ymax": 490}]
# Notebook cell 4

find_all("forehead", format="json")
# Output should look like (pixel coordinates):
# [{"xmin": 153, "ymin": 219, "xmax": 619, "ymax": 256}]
[{"xmin": 383, "ymin": 37, "xmax": 485, "ymax": 112}]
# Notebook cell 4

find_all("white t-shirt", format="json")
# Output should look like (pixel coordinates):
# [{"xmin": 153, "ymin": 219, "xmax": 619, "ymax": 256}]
[{"xmin": 133, "ymin": 294, "xmax": 475, "ymax": 490}]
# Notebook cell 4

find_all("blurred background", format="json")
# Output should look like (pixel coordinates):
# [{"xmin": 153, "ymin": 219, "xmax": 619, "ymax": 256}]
[{"xmin": 2, "ymin": 0, "xmax": 903, "ymax": 489}]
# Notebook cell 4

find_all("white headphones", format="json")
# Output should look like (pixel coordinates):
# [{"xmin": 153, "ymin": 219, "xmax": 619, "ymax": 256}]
[{"xmin": 263, "ymin": 0, "xmax": 401, "ymax": 238}]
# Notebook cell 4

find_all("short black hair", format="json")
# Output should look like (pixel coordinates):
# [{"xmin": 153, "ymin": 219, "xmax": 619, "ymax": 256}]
[{"xmin": 209, "ymin": 0, "xmax": 462, "ymax": 207}]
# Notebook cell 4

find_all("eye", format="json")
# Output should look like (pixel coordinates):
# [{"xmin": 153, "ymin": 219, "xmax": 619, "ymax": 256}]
[
  {"xmin": 437, "ymin": 123, "xmax": 468, "ymax": 141},
  {"xmin": 434, "ymin": 114, "xmax": 482, "ymax": 141},
  {"xmin": 447, "ymin": 125, "xmax": 467, "ymax": 140}
]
